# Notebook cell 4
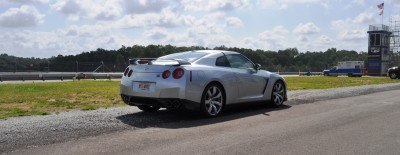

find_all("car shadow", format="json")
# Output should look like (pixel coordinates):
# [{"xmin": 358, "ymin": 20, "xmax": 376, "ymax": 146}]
[{"xmin": 116, "ymin": 102, "xmax": 291, "ymax": 129}]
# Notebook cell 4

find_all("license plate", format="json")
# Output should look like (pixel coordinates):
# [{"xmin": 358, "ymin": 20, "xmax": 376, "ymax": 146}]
[
  {"xmin": 139, "ymin": 83, "xmax": 150, "ymax": 91},
  {"xmin": 133, "ymin": 82, "xmax": 155, "ymax": 93}
]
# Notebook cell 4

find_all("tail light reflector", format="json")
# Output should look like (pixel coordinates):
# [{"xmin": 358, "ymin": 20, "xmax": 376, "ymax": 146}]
[
  {"xmin": 162, "ymin": 70, "xmax": 170, "ymax": 79},
  {"xmin": 173, "ymin": 68, "xmax": 184, "ymax": 79},
  {"xmin": 124, "ymin": 67, "xmax": 129, "ymax": 76},
  {"xmin": 127, "ymin": 70, "xmax": 133, "ymax": 77}
]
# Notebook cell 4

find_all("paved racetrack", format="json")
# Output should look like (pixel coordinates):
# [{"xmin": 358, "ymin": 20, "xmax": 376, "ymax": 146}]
[{"xmin": 2, "ymin": 84, "xmax": 400, "ymax": 155}]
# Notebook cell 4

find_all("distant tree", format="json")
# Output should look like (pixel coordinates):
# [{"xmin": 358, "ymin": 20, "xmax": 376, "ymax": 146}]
[{"xmin": 0, "ymin": 45, "xmax": 369, "ymax": 72}]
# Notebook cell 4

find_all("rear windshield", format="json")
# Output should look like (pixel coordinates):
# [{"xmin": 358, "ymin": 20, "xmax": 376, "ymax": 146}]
[{"xmin": 158, "ymin": 51, "xmax": 208, "ymax": 62}]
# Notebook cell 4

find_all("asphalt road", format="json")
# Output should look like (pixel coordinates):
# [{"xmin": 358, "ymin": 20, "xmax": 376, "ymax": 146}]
[{"xmin": 5, "ymin": 89, "xmax": 400, "ymax": 155}]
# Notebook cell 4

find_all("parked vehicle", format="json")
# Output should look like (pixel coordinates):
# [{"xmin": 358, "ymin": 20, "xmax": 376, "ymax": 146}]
[
  {"xmin": 387, "ymin": 66, "xmax": 400, "ymax": 79},
  {"xmin": 120, "ymin": 50, "xmax": 287, "ymax": 117},
  {"xmin": 323, "ymin": 61, "xmax": 364, "ymax": 77}
]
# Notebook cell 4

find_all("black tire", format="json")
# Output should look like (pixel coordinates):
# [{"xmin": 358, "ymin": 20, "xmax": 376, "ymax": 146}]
[
  {"xmin": 270, "ymin": 81, "xmax": 286, "ymax": 107},
  {"xmin": 137, "ymin": 105, "xmax": 160, "ymax": 112},
  {"xmin": 200, "ymin": 83, "xmax": 225, "ymax": 117},
  {"xmin": 389, "ymin": 72, "xmax": 397, "ymax": 79}
]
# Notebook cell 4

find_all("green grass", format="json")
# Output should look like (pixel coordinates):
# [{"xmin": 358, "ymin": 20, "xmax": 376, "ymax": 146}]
[
  {"xmin": 0, "ymin": 80, "xmax": 123, "ymax": 119},
  {"xmin": 0, "ymin": 76, "xmax": 399, "ymax": 119},
  {"xmin": 286, "ymin": 76, "xmax": 400, "ymax": 90}
]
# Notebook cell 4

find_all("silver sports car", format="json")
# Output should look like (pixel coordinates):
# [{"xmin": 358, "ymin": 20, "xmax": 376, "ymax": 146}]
[{"xmin": 120, "ymin": 50, "xmax": 287, "ymax": 117}]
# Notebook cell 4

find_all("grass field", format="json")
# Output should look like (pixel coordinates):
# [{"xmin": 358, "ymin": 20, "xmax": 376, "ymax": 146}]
[
  {"xmin": 0, "ymin": 80, "xmax": 123, "ymax": 119},
  {"xmin": 285, "ymin": 76, "xmax": 400, "ymax": 90},
  {"xmin": 0, "ymin": 76, "xmax": 399, "ymax": 119}
]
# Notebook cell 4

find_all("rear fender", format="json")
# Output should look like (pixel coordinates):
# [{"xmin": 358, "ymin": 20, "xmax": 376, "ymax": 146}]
[
  {"xmin": 264, "ymin": 75, "xmax": 287, "ymax": 101},
  {"xmin": 184, "ymin": 68, "xmax": 237, "ymax": 104}
]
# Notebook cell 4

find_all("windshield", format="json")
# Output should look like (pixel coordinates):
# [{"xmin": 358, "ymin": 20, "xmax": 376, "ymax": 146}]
[{"xmin": 158, "ymin": 51, "xmax": 208, "ymax": 62}]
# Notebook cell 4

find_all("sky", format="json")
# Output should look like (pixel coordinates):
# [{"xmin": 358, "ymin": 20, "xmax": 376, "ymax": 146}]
[{"xmin": 0, "ymin": 0, "xmax": 399, "ymax": 58}]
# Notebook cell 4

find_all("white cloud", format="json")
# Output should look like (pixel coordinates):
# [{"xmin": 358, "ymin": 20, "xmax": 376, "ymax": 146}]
[
  {"xmin": 238, "ymin": 26, "xmax": 292, "ymax": 51},
  {"xmin": 63, "ymin": 24, "xmax": 111, "ymax": 38},
  {"xmin": 315, "ymin": 35, "xmax": 333, "ymax": 45},
  {"xmin": 352, "ymin": 0, "xmax": 364, "ymax": 5},
  {"xmin": 330, "ymin": 11, "xmax": 373, "ymax": 51},
  {"xmin": 0, "ymin": 0, "xmax": 374, "ymax": 57},
  {"xmin": 51, "ymin": 0, "xmax": 85, "ymax": 20},
  {"xmin": 257, "ymin": 0, "xmax": 321, "ymax": 9},
  {"xmin": 94, "ymin": 1, "xmax": 123, "ymax": 20},
  {"xmin": 0, "ymin": 23, "xmax": 132, "ymax": 57},
  {"xmin": 297, "ymin": 35, "xmax": 308, "ymax": 42},
  {"xmin": 353, "ymin": 12, "xmax": 375, "ymax": 24},
  {"xmin": 187, "ymin": 12, "xmax": 226, "ymax": 37},
  {"xmin": 51, "ymin": 0, "xmax": 81, "ymax": 15},
  {"xmin": 279, "ymin": 4, "xmax": 288, "ymax": 10},
  {"xmin": 0, "ymin": 5, "xmax": 44, "ymax": 28},
  {"xmin": 7, "ymin": 0, "xmax": 49, "ymax": 4},
  {"xmin": 320, "ymin": 2, "xmax": 329, "ymax": 10},
  {"xmin": 0, "ymin": 30, "xmax": 70, "ymax": 57},
  {"xmin": 338, "ymin": 29, "xmax": 367, "ymax": 41},
  {"xmin": 51, "ymin": 0, "xmax": 123, "ymax": 21},
  {"xmin": 241, "ymin": 37, "xmax": 259, "ymax": 49},
  {"xmin": 293, "ymin": 22, "xmax": 320, "ymax": 35},
  {"xmin": 181, "ymin": 0, "xmax": 250, "ymax": 12},
  {"xmin": 142, "ymin": 28, "xmax": 235, "ymax": 49},
  {"xmin": 144, "ymin": 28, "xmax": 169, "ymax": 40},
  {"xmin": 141, "ymin": 12, "xmax": 238, "ymax": 48},
  {"xmin": 296, "ymin": 35, "xmax": 336, "ymax": 52},
  {"xmin": 124, "ymin": 0, "xmax": 169, "ymax": 14},
  {"xmin": 65, "ymin": 24, "xmax": 131, "ymax": 49},
  {"xmin": 332, "ymin": 12, "xmax": 375, "ymax": 29},
  {"xmin": 259, "ymin": 26, "xmax": 289, "ymax": 40},
  {"xmin": 116, "ymin": 8, "xmax": 193, "ymax": 28},
  {"xmin": 225, "ymin": 17, "xmax": 243, "ymax": 27}
]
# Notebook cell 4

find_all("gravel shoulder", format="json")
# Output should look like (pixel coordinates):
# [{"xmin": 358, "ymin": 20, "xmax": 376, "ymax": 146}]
[{"xmin": 1, "ymin": 83, "xmax": 400, "ymax": 153}]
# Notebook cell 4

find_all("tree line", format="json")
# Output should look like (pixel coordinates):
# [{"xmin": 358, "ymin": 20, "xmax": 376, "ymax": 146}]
[{"xmin": 0, "ymin": 44, "xmax": 369, "ymax": 72}]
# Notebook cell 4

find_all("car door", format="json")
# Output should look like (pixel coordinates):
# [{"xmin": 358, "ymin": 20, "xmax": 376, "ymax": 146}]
[{"xmin": 225, "ymin": 54, "xmax": 266, "ymax": 101}]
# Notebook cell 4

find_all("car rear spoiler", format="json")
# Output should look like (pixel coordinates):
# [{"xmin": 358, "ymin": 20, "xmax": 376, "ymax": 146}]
[
  {"xmin": 129, "ymin": 58, "xmax": 157, "ymax": 65},
  {"xmin": 129, "ymin": 58, "xmax": 191, "ymax": 66}
]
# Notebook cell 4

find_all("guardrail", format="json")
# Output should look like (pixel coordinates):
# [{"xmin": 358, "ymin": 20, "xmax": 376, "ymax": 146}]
[
  {"xmin": 0, "ymin": 71, "xmax": 323, "ymax": 82},
  {"xmin": 0, "ymin": 72, "xmax": 123, "ymax": 82},
  {"xmin": 276, "ymin": 72, "xmax": 323, "ymax": 76}
]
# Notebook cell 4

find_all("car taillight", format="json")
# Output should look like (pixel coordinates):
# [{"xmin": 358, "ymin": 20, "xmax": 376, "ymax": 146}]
[
  {"xmin": 128, "ymin": 70, "xmax": 133, "ymax": 77},
  {"xmin": 124, "ymin": 67, "xmax": 129, "ymax": 76},
  {"xmin": 173, "ymin": 68, "xmax": 184, "ymax": 79},
  {"xmin": 162, "ymin": 70, "xmax": 170, "ymax": 79}
]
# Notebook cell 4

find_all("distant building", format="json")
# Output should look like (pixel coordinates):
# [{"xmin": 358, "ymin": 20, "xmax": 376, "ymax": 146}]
[{"xmin": 367, "ymin": 24, "xmax": 391, "ymax": 76}]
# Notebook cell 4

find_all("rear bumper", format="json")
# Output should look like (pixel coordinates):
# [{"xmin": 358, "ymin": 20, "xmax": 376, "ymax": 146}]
[{"xmin": 121, "ymin": 94, "xmax": 200, "ymax": 110}]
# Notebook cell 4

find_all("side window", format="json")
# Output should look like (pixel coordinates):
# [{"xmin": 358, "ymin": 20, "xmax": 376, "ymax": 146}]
[
  {"xmin": 215, "ymin": 56, "xmax": 230, "ymax": 67},
  {"xmin": 226, "ymin": 54, "xmax": 254, "ymax": 69}
]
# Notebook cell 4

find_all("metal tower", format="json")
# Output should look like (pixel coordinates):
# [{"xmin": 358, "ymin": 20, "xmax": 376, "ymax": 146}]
[{"xmin": 389, "ymin": 17, "xmax": 400, "ymax": 66}]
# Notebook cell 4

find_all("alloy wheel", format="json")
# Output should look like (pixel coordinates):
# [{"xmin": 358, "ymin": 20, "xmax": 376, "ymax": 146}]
[
  {"xmin": 272, "ymin": 81, "xmax": 285, "ymax": 106},
  {"xmin": 204, "ymin": 86, "xmax": 223, "ymax": 116},
  {"xmin": 390, "ymin": 73, "xmax": 397, "ymax": 79}
]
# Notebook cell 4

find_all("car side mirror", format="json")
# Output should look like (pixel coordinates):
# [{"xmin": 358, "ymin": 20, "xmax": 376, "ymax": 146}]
[{"xmin": 256, "ymin": 64, "xmax": 262, "ymax": 70}]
